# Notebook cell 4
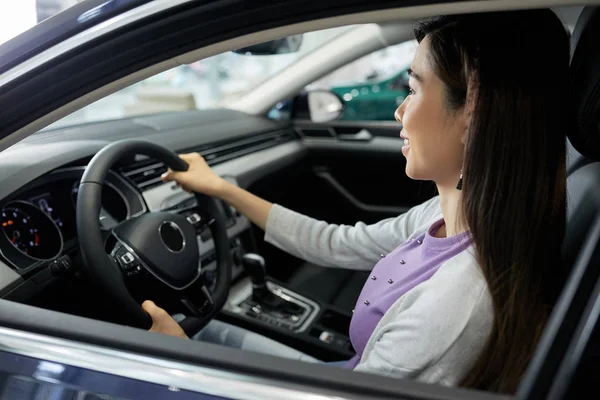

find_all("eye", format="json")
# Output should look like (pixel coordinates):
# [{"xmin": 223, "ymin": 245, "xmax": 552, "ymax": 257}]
[{"xmin": 408, "ymin": 86, "xmax": 415, "ymax": 96}]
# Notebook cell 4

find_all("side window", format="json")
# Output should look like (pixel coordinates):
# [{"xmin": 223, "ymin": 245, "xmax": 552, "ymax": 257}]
[{"xmin": 306, "ymin": 40, "xmax": 417, "ymax": 121}]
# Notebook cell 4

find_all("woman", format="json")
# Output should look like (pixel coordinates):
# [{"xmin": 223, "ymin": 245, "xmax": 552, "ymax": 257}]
[{"xmin": 142, "ymin": 9, "xmax": 569, "ymax": 394}]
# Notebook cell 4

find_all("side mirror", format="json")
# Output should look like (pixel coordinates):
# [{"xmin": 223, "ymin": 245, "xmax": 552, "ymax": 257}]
[
  {"xmin": 307, "ymin": 91, "xmax": 344, "ymax": 123},
  {"xmin": 232, "ymin": 35, "xmax": 303, "ymax": 55},
  {"xmin": 269, "ymin": 90, "xmax": 345, "ymax": 123}
]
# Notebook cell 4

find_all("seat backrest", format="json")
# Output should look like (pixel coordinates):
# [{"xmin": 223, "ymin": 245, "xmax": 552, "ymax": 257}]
[
  {"xmin": 518, "ymin": 6, "xmax": 600, "ymax": 399},
  {"xmin": 563, "ymin": 164, "xmax": 600, "ymax": 266},
  {"xmin": 566, "ymin": 139, "xmax": 592, "ymax": 176}
]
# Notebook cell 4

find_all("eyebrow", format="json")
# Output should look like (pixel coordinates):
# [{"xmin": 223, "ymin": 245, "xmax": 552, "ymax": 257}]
[{"xmin": 407, "ymin": 68, "xmax": 422, "ymax": 82}]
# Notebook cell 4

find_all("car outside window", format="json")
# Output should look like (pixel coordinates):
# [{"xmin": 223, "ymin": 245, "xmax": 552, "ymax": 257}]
[{"xmin": 305, "ymin": 40, "xmax": 417, "ymax": 121}]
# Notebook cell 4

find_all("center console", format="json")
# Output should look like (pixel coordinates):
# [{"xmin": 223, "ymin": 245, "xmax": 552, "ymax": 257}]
[
  {"xmin": 222, "ymin": 253, "xmax": 355, "ymax": 361},
  {"xmin": 228, "ymin": 279, "xmax": 320, "ymax": 332}
]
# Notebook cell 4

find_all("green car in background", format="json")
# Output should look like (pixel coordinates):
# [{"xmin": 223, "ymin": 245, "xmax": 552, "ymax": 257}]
[{"xmin": 330, "ymin": 68, "xmax": 410, "ymax": 121}]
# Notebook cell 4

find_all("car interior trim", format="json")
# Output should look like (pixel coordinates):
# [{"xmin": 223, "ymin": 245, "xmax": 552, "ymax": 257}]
[
  {"xmin": 0, "ymin": 259, "xmax": 22, "ymax": 297},
  {"xmin": 211, "ymin": 140, "xmax": 307, "ymax": 188},
  {"xmin": 0, "ymin": 325, "xmax": 362, "ymax": 400},
  {"xmin": 225, "ymin": 278, "xmax": 322, "ymax": 333},
  {"xmin": 302, "ymin": 135, "xmax": 405, "ymax": 154},
  {"xmin": 314, "ymin": 171, "xmax": 411, "ymax": 215},
  {"xmin": 548, "ymin": 274, "xmax": 600, "ymax": 399},
  {"xmin": 55, "ymin": 166, "xmax": 146, "ymax": 219},
  {"xmin": 0, "ymin": 0, "xmax": 193, "ymax": 89}
]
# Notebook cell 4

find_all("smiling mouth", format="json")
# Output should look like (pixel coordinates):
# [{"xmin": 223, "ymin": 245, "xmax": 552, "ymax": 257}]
[{"xmin": 402, "ymin": 139, "xmax": 411, "ymax": 156}]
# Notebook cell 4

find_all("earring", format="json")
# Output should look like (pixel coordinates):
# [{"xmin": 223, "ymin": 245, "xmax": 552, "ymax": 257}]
[{"xmin": 456, "ymin": 168, "xmax": 463, "ymax": 190}]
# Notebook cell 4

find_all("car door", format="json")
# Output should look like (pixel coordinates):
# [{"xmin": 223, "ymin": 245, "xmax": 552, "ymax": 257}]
[{"xmin": 0, "ymin": 301, "xmax": 506, "ymax": 400}]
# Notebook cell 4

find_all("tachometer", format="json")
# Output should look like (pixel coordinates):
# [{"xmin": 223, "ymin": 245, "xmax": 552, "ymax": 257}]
[
  {"xmin": 1, "ymin": 207, "xmax": 39, "ymax": 255},
  {"xmin": 0, "ymin": 201, "xmax": 63, "ymax": 262}
]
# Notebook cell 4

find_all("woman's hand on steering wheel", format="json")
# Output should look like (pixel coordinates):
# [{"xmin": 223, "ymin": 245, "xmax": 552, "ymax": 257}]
[
  {"xmin": 161, "ymin": 153, "xmax": 226, "ymax": 196},
  {"xmin": 142, "ymin": 300, "xmax": 189, "ymax": 339}
]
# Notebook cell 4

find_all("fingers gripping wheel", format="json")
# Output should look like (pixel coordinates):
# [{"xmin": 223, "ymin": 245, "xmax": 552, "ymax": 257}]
[{"xmin": 76, "ymin": 139, "xmax": 232, "ymax": 333}]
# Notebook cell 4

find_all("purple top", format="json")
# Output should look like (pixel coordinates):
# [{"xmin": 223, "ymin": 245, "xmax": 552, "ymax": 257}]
[{"xmin": 344, "ymin": 218, "xmax": 472, "ymax": 369}]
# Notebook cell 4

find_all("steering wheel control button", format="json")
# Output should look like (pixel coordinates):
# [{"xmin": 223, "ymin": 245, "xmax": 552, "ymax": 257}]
[
  {"xmin": 125, "ymin": 265, "xmax": 143, "ymax": 277},
  {"xmin": 120, "ymin": 252, "xmax": 135, "ymax": 265},
  {"xmin": 49, "ymin": 255, "xmax": 73, "ymax": 277},
  {"xmin": 159, "ymin": 221, "xmax": 186, "ymax": 253},
  {"xmin": 186, "ymin": 213, "xmax": 202, "ymax": 226},
  {"xmin": 115, "ymin": 251, "xmax": 138, "ymax": 272}
]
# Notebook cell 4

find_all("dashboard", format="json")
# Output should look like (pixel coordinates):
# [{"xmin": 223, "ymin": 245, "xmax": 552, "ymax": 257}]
[{"xmin": 0, "ymin": 109, "xmax": 306, "ymax": 303}]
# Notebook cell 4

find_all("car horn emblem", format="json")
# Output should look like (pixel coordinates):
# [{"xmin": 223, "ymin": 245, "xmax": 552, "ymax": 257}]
[{"xmin": 159, "ymin": 221, "xmax": 186, "ymax": 253}]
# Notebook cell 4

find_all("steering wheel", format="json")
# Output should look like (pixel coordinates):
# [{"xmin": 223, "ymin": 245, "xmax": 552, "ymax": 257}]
[{"xmin": 76, "ymin": 139, "xmax": 232, "ymax": 335}]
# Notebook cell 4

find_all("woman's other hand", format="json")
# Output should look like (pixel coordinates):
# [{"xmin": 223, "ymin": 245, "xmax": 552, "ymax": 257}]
[{"xmin": 142, "ymin": 300, "xmax": 188, "ymax": 339}]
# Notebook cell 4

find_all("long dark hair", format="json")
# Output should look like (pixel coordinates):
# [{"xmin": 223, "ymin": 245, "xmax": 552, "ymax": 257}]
[{"xmin": 415, "ymin": 10, "xmax": 569, "ymax": 394}]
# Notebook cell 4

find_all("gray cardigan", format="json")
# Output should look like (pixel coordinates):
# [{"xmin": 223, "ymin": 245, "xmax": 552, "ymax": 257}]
[{"xmin": 264, "ymin": 196, "xmax": 493, "ymax": 386}]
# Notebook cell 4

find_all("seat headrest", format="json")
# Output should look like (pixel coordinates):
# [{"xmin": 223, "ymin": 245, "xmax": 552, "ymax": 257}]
[{"xmin": 569, "ymin": 7, "xmax": 600, "ymax": 161}]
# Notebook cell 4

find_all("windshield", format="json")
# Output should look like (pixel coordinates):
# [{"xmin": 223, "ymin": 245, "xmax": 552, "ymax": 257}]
[{"xmin": 45, "ymin": 26, "xmax": 355, "ymax": 130}]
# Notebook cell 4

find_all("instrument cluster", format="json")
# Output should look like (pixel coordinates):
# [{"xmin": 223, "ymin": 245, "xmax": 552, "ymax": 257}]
[{"xmin": 0, "ymin": 168, "xmax": 145, "ymax": 271}]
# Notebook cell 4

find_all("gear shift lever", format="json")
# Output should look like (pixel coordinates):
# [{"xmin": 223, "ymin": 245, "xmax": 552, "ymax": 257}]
[
  {"xmin": 241, "ymin": 253, "xmax": 268, "ymax": 297},
  {"xmin": 241, "ymin": 253, "xmax": 305, "ymax": 324}
]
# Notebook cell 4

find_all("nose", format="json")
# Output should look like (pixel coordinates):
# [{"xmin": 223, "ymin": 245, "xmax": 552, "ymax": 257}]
[{"xmin": 395, "ymin": 98, "xmax": 407, "ymax": 123}]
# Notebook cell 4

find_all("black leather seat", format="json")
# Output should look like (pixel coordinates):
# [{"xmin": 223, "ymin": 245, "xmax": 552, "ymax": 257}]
[
  {"xmin": 563, "ymin": 5, "xmax": 600, "ymax": 265},
  {"xmin": 567, "ymin": 138, "xmax": 592, "ymax": 175},
  {"xmin": 518, "ymin": 6, "xmax": 600, "ymax": 398}
]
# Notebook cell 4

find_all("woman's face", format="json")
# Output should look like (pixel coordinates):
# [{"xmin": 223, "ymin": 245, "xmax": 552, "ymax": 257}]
[{"xmin": 395, "ymin": 37, "xmax": 467, "ymax": 187}]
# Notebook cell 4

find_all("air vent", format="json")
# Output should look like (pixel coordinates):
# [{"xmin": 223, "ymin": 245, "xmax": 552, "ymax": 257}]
[
  {"xmin": 118, "ymin": 158, "xmax": 168, "ymax": 190},
  {"xmin": 118, "ymin": 130, "xmax": 296, "ymax": 191},
  {"xmin": 183, "ymin": 130, "xmax": 296, "ymax": 165}
]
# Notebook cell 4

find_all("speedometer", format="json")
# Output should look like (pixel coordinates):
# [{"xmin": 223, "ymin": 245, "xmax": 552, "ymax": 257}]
[
  {"xmin": 1, "ymin": 207, "xmax": 39, "ymax": 255},
  {"xmin": 0, "ymin": 201, "xmax": 63, "ymax": 261}
]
